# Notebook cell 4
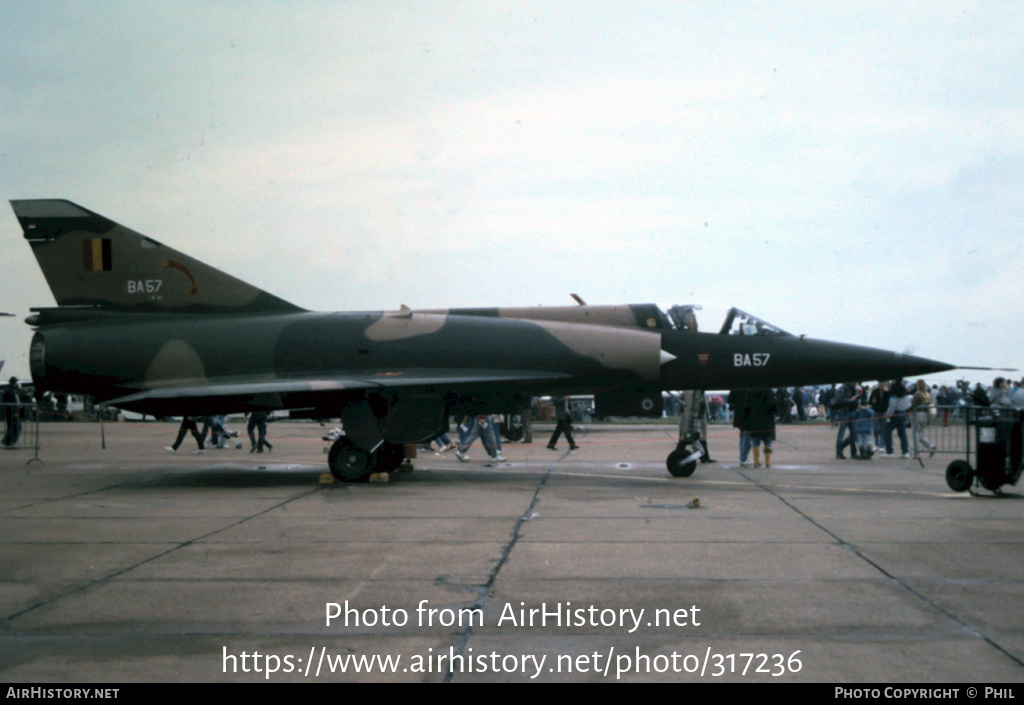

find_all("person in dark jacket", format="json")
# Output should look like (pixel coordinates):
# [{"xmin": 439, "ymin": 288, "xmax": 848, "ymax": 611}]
[
  {"xmin": 833, "ymin": 383, "xmax": 860, "ymax": 459},
  {"xmin": 868, "ymin": 381, "xmax": 890, "ymax": 451},
  {"xmin": 775, "ymin": 387, "xmax": 792, "ymax": 424},
  {"xmin": 547, "ymin": 396, "xmax": 579, "ymax": 451},
  {"xmin": 166, "ymin": 416, "xmax": 205, "ymax": 453},
  {"xmin": 728, "ymin": 389, "xmax": 751, "ymax": 466},
  {"xmin": 2, "ymin": 377, "xmax": 23, "ymax": 447},
  {"xmin": 883, "ymin": 378, "xmax": 911, "ymax": 457},
  {"xmin": 246, "ymin": 411, "xmax": 274, "ymax": 453},
  {"xmin": 793, "ymin": 387, "xmax": 807, "ymax": 422},
  {"xmin": 821, "ymin": 385, "xmax": 836, "ymax": 425},
  {"xmin": 745, "ymin": 389, "xmax": 777, "ymax": 468}
]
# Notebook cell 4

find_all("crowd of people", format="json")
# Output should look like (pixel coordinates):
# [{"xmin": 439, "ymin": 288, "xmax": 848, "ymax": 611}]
[
  {"xmin": 725, "ymin": 376, "xmax": 1024, "ymax": 466},
  {"xmin": 779, "ymin": 378, "xmax": 1024, "ymax": 426}
]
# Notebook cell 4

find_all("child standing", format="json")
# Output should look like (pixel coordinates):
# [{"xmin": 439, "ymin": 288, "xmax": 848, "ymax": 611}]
[{"xmin": 851, "ymin": 402, "xmax": 875, "ymax": 460}]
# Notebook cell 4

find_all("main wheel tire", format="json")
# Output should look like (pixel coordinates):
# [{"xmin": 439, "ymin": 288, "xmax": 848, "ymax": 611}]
[
  {"xmin": 328, "ymin": 437, "xmax": 373, "ymax": 482},
  {"xmin": 945, "ymin": 459, "xmax": 973, "ymax": 493},
  {"xmin": 667, "ymin": 447, "xmax": 698, "ymax": 477}
]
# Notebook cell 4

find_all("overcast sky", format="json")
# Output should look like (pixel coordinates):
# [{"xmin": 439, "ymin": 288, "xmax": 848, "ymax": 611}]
[{"xmin": 1, "ymin": 1, "xmax": 1021, "ymax": 386}]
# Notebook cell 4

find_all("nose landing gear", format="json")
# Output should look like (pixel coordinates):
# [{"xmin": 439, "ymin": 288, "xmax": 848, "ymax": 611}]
[{"xmin": 667, "ymin": 440, "xmax": 704, "ymax": 477}]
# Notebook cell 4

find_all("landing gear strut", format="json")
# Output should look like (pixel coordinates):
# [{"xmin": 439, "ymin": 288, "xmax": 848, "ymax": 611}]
[{"xmin": 667, "ymin": 387, "xmax": 707, "ymax": 478}]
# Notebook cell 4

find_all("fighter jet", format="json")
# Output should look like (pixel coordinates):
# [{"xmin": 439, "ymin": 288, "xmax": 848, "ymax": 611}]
[{"xmin": 10, "ymin": 199, "xmax": 954, "ymax": 480}]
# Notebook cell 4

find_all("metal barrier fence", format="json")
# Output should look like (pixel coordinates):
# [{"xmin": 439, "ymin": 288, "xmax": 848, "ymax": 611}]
[
  {"xmin": 908, "ymin": 404, "xmax": 1021, "ymax": 469},
  {"xmin": 1, "ymin": 402, "xmax": 41, "ymax": 463}
]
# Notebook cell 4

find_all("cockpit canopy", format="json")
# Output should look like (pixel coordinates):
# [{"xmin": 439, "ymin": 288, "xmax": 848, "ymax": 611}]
[
  {"xmin": 664, "ymin": 305, "xmax": 792, "ymax": 337},
  {"xmin": 666, "ymin": 304, "xmax": 701, "ymax": 332},
  {"xmin": 717, "ymin": 307, "xmax": 792, "ymax": 337}
]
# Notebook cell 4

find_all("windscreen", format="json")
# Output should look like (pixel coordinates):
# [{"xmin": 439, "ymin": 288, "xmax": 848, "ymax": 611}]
[{"xmin": 718, "ymin": 308, "xmax": 792, "ymax": 337}]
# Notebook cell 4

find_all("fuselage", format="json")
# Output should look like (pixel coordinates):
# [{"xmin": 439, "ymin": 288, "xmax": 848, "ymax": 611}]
[
  {"xmin": 31, "ymin": 311, "xmax": 662, "ymax": 413},
  {"xmin": 31, "ymin": 309, "xmax": 953, "ymax": 417}
]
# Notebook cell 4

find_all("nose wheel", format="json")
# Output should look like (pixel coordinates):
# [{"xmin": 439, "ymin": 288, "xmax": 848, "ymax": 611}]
[{"xmin": 667, "ymin": 441, "xmax": 703, "ymax": 477}]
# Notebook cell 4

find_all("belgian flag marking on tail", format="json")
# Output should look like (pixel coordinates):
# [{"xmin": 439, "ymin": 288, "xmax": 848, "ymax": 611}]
[{"xmin": 83, "ymin": 238, "xmax": 112, "ymax": 271}]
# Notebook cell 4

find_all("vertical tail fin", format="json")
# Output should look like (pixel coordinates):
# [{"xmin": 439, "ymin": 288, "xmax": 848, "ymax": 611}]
[{"xmin": 10, "ymin": 199, "xmax": 303, "ymax": 314}]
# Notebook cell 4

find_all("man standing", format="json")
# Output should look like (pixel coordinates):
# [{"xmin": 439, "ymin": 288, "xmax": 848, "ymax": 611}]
[
  {"xmin": 833, "ymin": 383, "xmax": 860, "ymax": 459},
  {"xmin": 745, "ymin": 388, "xmax": 777, "ymax": 467},
  {"xmin": 728, "ymin": 389, "xmax": 751, "ymax": 466},
  {"xmin": 883, "ymin": 378, "xmax": 911, "ymax": 458},
  {"xmin": 869, "ymin": 381, "xmax": 890, "ymax": 451},
  {"xmin": 2, "ymin": 377, "xmax": 23, "ymax": 447},
  {"xmin": 794, "ymin": 387, "xmax": 807, "ymax": 422},
  {"xmin": 518, "ymin": 397, "xmax": 535, "ymax": 444}
]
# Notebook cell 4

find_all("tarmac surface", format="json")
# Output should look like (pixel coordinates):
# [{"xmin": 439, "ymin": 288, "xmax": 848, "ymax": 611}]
[{"xmin": 1, "ymin": 419, "xmax": 1022, "ymax": 683}]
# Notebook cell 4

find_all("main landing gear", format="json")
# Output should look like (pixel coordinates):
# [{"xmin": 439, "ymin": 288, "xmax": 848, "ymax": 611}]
[{"xmin": 327, "ymin": 437, "xmax": 406, "ymax": 482}]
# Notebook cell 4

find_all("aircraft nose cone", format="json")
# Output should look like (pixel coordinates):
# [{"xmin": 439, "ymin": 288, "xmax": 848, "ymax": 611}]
[
  {"xmin": 659, "ymin": 330, "xmax": 956, "ymax": 390},
  {"xmin": 894, "ymin": 352, "xmax": 955, "ymax": 377},
  {"xmin": 834, "ymin": 344, "xmax": 955, "ymax": 383}
]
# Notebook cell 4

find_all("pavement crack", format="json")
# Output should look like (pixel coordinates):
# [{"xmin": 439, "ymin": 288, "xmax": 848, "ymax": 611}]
[
  {"xmin": 441, "ymin": 452, "xmax": 559, "ymax": 683},
  {"xmin": 737, "ymin": 468, "xmax": 1024, "ymax": 671}
]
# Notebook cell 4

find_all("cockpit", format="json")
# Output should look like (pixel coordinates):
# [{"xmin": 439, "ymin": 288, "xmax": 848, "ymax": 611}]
[{"xmin": 664, "ymin": 305, "xmax": 792, "ymax": 337}]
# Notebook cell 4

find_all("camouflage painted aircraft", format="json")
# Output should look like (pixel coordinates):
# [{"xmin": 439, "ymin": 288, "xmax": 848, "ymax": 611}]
[{"xmin": 10, "ymin": 199, "xmax": 954, "ymax": 480}]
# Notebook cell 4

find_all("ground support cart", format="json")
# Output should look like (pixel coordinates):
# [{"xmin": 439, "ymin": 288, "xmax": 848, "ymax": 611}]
[{"xmin": 944, "ymin": 406, "xmax": 1023, "ymax": 495}]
